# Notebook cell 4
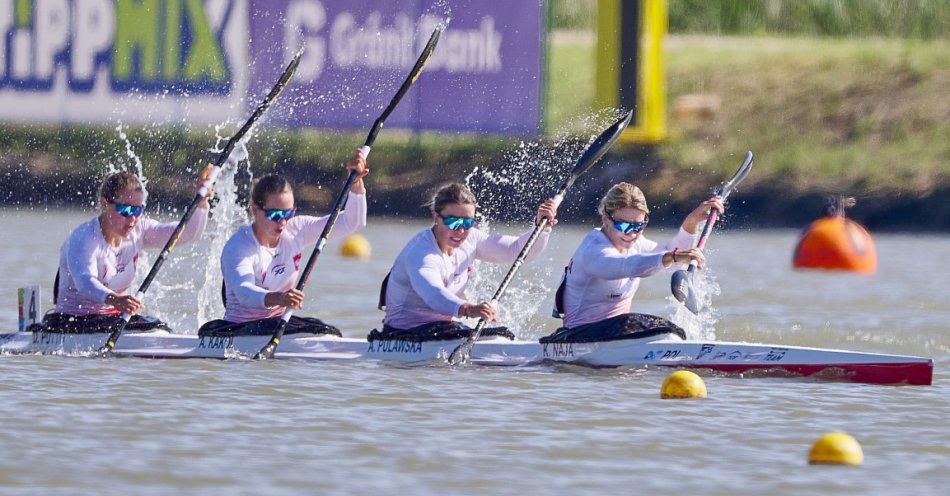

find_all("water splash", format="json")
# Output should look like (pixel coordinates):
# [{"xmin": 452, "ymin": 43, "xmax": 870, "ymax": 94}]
[
  {"xmin": 110, "ymin": 123, "xmax": 149, "ymax": 198},
  {"xmin": 461, "ymin": 111, "xmax": 628, "ymax": 339},
  {"xmin": 193, "ymin": 125, "xmax": 254, "ymax": 326},
  {"xmin": 668, "ymin": 264, "xmax": 721, "ymax": 340}
]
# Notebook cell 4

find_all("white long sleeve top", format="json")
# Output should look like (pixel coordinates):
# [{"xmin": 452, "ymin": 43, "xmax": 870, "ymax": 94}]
[
  {"xmin": 382, "ymin": 225, "xmax": 550, "ymax": 330},
  {"xmin": 560, "ymin": 227, "xmax": 695, "ymax": 328},
  {"xmin": 220, "ymin": 192, "xmax": 366, "ymax": 323},
  {"xmin": 54, "ymin": 207, "xmax": 209, "ymax": 315}
]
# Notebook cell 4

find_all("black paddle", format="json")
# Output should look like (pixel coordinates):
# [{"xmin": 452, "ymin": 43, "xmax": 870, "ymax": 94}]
[
  {"xmin": 253, "ymin": 26, "xmax": 444, "ymax": 360},
  {"xmin": 447, "ymin": 110, "xmax": 634, "ymax": 365},
  {"xmin": 671, "ymin": 151, "xmax": 753, "ymax": 314},
  {"xmin": 96, "ymin": 51, "xmax": 303, "ymax": 356}
]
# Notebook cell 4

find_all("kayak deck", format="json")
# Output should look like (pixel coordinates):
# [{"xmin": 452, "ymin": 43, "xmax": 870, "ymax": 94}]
[{"xmin": 0, "ymin": 331, "xmax": 933, "ymax": 385}]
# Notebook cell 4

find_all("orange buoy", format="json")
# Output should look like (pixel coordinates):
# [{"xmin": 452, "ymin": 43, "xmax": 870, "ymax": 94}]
[{"xmin": 793, "ymin": 197, "xmax": 877, "ymax": 274}]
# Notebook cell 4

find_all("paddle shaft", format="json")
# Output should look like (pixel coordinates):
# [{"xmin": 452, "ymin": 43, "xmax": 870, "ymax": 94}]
[
  {"xmin": 254, "ymin": 27, "xmax": 444, "ymax": 359},
  {"xmin": 447, "ymin": 111, "xmax": 635, "ymax": 364},
  {"xmin": 255, "ymin": 150, "xmax": 365, "ymax": 357},
  {"xmin": 98, "ymin": 54, "xmax": 302, "ymax": 354},
  {"xmin": 672, "ymin": 151, "xmax": 754, "ymax": 312},
  {"xmin": 684, "ymin": 208, "xmax": 720, "ymax": 272},
  {"xmin": 447, "ymin": 194, "xmax": 562, "ymax": 364}
]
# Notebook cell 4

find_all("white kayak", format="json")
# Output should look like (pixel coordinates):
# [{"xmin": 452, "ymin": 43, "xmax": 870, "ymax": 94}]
[{"xmin": 0, "ymin": 330, "xmax": 933, "ymax": 385}]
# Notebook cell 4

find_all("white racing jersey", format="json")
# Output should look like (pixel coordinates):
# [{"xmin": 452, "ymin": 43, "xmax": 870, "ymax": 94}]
[
  {"xmin": 382, "ymin": 225, "xmax": 550, "ymax": 330},
  {"xmin": 54, "ymin": 207, "xmax": 209, "ymax": 315},
  {"xmin": 561, "ymin": 227, "xmax": 695, "ymax": 328},
  {"xmin": 221, "ymin": 192, "xmax": 366, "ymax": 323}
]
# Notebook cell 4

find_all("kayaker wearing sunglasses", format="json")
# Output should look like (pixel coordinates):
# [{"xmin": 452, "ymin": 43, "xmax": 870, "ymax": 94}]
[
  {"xmin": 543, "ymin": 182, "xmax": 722, "ymax": 343},
  {"xmin": 38, "ymin": 167, "xmax": 213, "ymax": 333},
  {"xmin": 371, "ymin": 183, "xmax": 557, "ymax": 343},
  {"xmin": 198, "ymin": 150, "xmax": 368, "ymax": 338}
]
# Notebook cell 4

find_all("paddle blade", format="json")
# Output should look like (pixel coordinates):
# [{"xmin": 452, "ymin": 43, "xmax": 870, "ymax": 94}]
[
  {"xmin": 671, "ymin": 269, "xmax": 690, "ymax": 303},
  {"xmin": 566, "ymin": 110, "xmax": 633, "ymax": 184},
  {"xmin": 254, "ymin": 342, "xmax": 277, "ymax": 360},
  {"xmin": 368, "ymin": 24, "xmax": 443, "ymax": 142},
  {"xmin": 215, "ymin": 50, "xmax": 302, "ymax": 167},
  {"xmin": 718, "ymin": 150, "xmax": 754, "ymax": 198},
  {"xmin": 447, "ymin": 341, "xmax": 471, "ymax": 365},
  {"xmin": 672, "ymin": 266, "xmax": 704, "ymax": 314},
  {"xmin": 684, "ymin": 290, "xmax": 702, "ymax": 314}
]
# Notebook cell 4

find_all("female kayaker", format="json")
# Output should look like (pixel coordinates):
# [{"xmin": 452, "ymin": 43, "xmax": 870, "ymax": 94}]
[
  {"xmin": 372, "ymin": 182, "xmax": 558, "ymax": 341},
  {"xmin": 544, "ymin": 182, "xmax": 723, "ymax": 342},
  {"xmin": 198, "ymin": 149, "xmax": 368, "ymax": 337},
  {"xmin": 40, "ymin": 167, "xmax": 213, "ymax": 333}
]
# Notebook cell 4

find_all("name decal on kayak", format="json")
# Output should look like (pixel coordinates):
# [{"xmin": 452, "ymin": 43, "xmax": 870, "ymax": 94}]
[
  {"xmin": 542, "ymin": 343, "xmax": 575, "ymax": 358},
  {"xmin": 32, "ymin": 331, "xmax": 68, "ymax": 347},
  {"xmin": 366, "ymin": 340, "xmax": 423, "ymax": 354},
  {"xmin": 699, "ymin": 346, "xmax": 788, "ymax": 362},
  {"xmin": 197, "ymin": 335, "xmax": 234, "ymax": 350},
  {"xmin": 764, "ymin": 348, "xmax": 788, "ymax": 361},
  {"xmin": 643, "ymin": 349, "xmax": 682, "ymax": 361}
]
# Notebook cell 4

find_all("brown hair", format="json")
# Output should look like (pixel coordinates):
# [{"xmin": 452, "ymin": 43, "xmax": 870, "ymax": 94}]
[
  {"xmin": 251, "ymin": 174, "xmax": 293, "ymax": 208},
  {"xmin": 598, "ymin": 182, "xmax": 649, "ymax": 216},
  {"xmin": 426, "ymin": 182, "xmax": 477, "ymax": 213},
  {"xmin": 99, "ymin": 172, "xmax": 143, "ymax": 201}
]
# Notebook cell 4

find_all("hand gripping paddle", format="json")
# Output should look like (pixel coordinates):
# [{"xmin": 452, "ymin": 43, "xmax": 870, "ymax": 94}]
[{"xmin": 671, "ymin": 151, "xmax": 753, "ymax": 314}]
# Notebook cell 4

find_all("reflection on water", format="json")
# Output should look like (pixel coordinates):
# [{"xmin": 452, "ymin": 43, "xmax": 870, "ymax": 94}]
[{"xmin": 0, "ymin": 209, "xmax": 947, "ymax": 496}]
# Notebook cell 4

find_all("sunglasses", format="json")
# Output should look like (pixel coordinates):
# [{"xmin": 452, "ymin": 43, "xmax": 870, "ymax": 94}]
[
  {"xmin": 108, "ymin": 199, "xmax": 145, "ymax": 218},
  {"xmin": 437, "ymin": 213, "xmax": 477, "ymax": 231},
  {"xmin": 262, "ymin": 208, "xmax": 296, "ymax": 222},
  {"xmin": 608, "ymin": 213, "xmax": 648, "ymax": 234}
]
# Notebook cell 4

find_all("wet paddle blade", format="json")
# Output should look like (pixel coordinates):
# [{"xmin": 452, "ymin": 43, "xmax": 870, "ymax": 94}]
[
  {"xmin": 671, "ymin": 265, "xmax": 704, "ymax": 314},
  {"xmin": 364, "ymin": 25, "xmax": 443, "ymax": 148},
  {"xmin": 561, "ymin": 111, "xmax": 633, "ymax": 190},
  {"xmin": 718, "ymin": 151, "xmax": 754, "ymax": 198},
  {"xmin": 253, "ymin": 26, "xmax": 444, "ymax": 361},
  {"xmin": 448, "ymin": 112, "xmax": 633, "ymax": 365},
  {"xmin": 671, "ymin": 268, "xmax": 690, "ymax": 303}
]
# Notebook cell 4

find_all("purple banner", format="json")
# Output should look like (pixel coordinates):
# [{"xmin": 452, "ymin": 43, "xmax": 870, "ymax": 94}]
[{"xmin": 249, "ymin": 0, "xmax": 543, "ymax": 135}]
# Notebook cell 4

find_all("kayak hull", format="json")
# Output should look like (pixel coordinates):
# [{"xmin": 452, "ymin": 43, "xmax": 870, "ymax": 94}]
[{"xmin": 0, "ymin": 331, "xmax": 933, "ymax": 385}]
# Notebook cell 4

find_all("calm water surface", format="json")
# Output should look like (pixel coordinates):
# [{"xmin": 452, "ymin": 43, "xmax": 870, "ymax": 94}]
[{"xmin": 0, "ymin": 208, "xmax": 947, "ymax": 495}]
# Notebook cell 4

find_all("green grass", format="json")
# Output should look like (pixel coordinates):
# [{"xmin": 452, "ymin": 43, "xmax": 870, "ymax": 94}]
[
  {"xmin": 546, "ymin": 32, "xmax": 950, "ymax": 197},
  {"xmin": 663, "ymin": 35, "xmax": 950, "ymax": 194},
  {"xmin": 548, "ymin": 0, "xmax": 950, "ymax": 40},
  {"xmin": 3, "ymin": 32, "xmax": 948, "ymax": 209},
  {"xmin": 667, "ymin": 0, "xmax": 950, "ymax": 40}
]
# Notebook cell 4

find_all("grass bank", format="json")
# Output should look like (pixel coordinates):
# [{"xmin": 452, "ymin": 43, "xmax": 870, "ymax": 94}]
[
  {"xmin": 547, "ymin": 32, "xmax": 950, "ymax": 228},
  {"xmin": 550, "ymin": 0, "xmax": 949, "ymax": 39},
  {"xmin": 3, "ymin": 33, "xmax": 949, "ymax": 229}
]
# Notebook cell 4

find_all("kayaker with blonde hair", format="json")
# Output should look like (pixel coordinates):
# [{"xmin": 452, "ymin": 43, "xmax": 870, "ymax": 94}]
[
  {"xmin": 38, "ymin": 166, "xmax": 213, "ymax": 333},
  {"xmin": 543, "ymin": 182, "xmax": 723, "ymax": 342}
]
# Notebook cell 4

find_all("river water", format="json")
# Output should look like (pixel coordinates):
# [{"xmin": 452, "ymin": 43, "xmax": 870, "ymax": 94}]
[{"xmin": 0, "ymin": 208, "xmax": 946, "ymax": 495}]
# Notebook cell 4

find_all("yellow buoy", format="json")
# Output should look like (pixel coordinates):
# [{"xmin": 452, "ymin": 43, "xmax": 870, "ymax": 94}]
[
  {"xmin": 340, "ymin": 234, "xmax": 371, "ymax": 260},
  {"xmin": 660, "ymin": 370, "xmax": 707, "ymax": 399},
  {"xmin": 809, "ymin": 432, "xmax": 864, "ymax": 465}
]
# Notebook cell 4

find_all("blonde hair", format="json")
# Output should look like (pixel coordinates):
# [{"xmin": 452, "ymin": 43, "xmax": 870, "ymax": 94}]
[
  {"xmin": 426, "ymin": 183, "xmax": 477, "ymax": 213},
  {"xmin": 597, "ymin": 182, "xmax": 649, "ymax": 216}
]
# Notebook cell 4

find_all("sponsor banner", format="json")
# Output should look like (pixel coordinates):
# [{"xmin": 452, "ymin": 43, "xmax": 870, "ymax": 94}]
[
  {"xmin": 0, "ymin": 0, "xmax": 250, "ymax": 125},
  {"xmin": 0, "ymin": 0, "xmax": 542, "ymax": 134},
  {"xmin": 253, "ymin": 0, "xmax": 542, "ymax": 134}
]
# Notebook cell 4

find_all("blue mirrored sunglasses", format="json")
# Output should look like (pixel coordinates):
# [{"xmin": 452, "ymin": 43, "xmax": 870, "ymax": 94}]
[
  {"xmin": 109, "ymin": 200, "xmax": 145, "ymax": 218},
  {"xmin": 438, "ymin": 213, "xmax": 477, "ymax": 231},
  {"xmin": 263, "ymin": 208, "xmax": 296, "ymax": 222},
  {"xmin": 608, "ymin": 213, "xmax": 648, "ymax": 234}
]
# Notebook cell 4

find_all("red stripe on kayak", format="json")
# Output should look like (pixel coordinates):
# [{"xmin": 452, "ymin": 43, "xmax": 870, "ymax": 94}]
[{"xmin": 675, "ymin": 361, "xmax": 933, "ymax": 386}]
